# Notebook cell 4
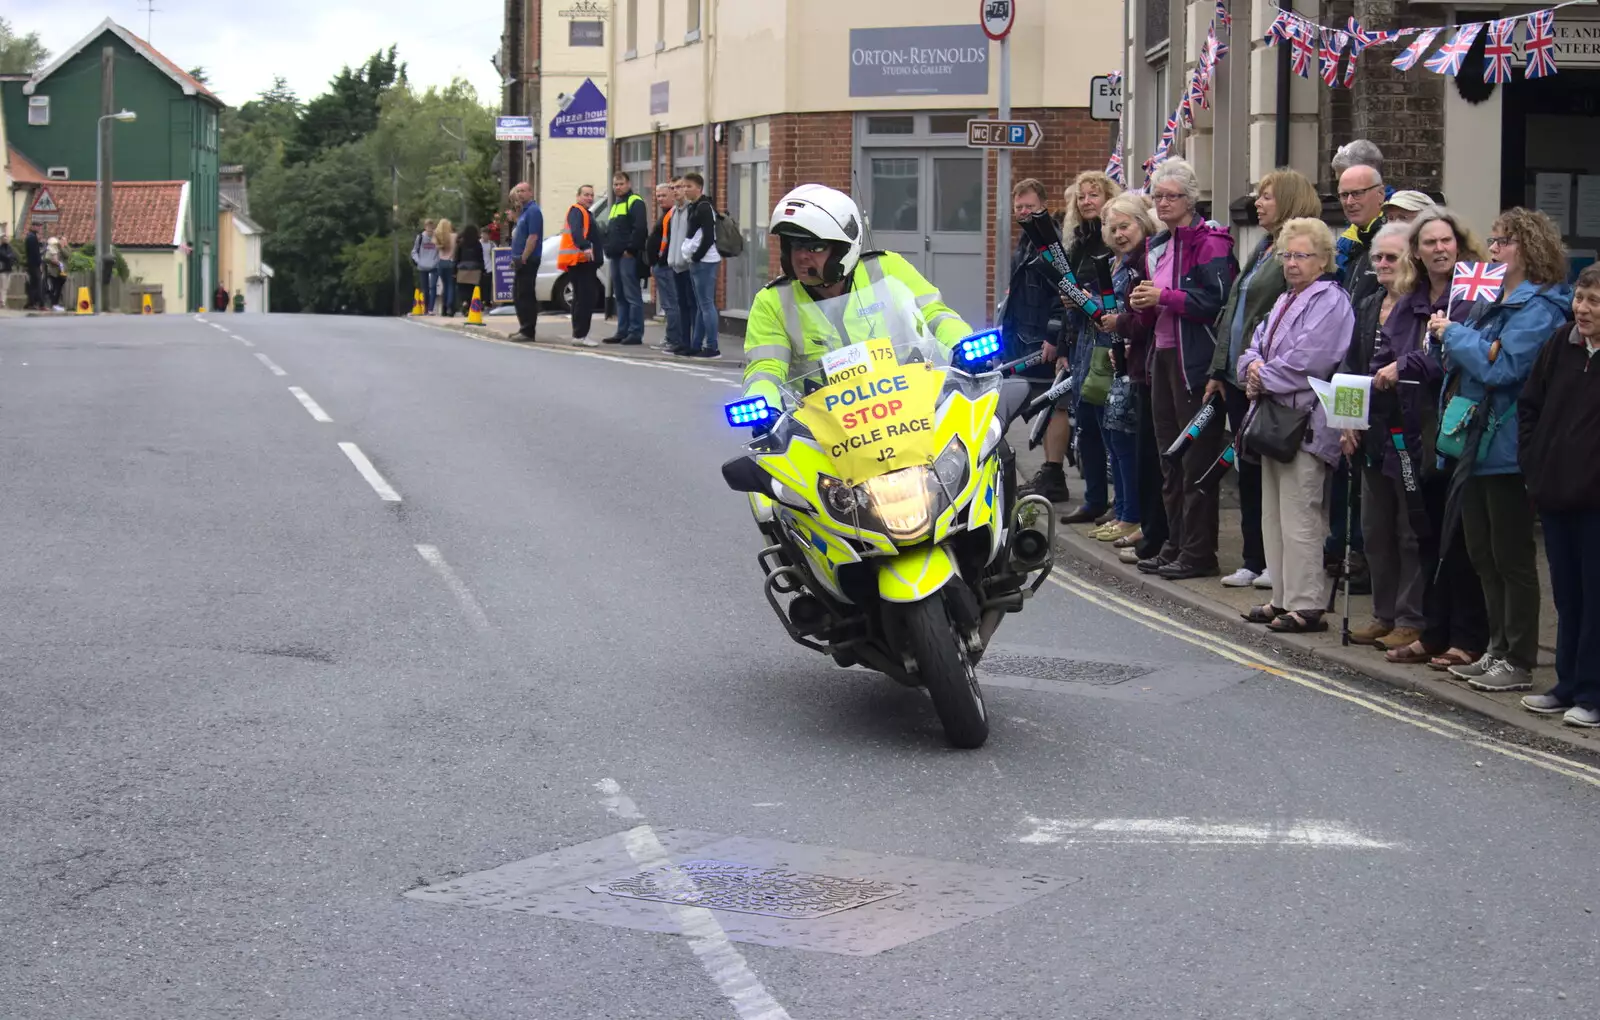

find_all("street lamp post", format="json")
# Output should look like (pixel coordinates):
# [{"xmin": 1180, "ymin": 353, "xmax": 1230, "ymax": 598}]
[{"xmin": 95, "ymin": 109, "xmax": 137, "ymax": 315}]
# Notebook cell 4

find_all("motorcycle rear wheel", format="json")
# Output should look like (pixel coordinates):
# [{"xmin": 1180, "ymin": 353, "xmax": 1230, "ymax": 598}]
[{"xmin": 901, "ymin": 595, "xmax": 989, "ymax": 749}]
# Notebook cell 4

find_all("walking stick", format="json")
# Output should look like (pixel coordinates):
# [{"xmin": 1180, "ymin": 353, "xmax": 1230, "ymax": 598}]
[{"xmin": 1335, "ymin": 456, "xmax": 1356, "ymax": 646}]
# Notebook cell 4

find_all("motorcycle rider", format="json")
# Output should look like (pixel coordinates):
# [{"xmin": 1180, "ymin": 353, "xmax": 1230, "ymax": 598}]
[{"xmin": 741, "ymin": 184, "xmax": 972, "ymax": 405}]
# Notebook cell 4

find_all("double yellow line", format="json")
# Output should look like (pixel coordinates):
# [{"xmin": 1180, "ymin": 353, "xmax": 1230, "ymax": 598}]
[{"xmin": 1045, "ymin": 570, "xmax": 1600, "ymax": 789}]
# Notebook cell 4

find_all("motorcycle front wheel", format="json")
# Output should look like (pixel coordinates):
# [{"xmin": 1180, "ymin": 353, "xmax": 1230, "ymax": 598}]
[{"xmin": 901, "ymin": 595, "xmax": 989, "ymax": 749}]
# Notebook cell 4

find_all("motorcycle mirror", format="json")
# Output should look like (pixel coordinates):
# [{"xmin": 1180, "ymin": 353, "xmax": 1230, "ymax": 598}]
[{"xmin": 721, "ymin": 454, "xmax": 774, "ymax": 496}]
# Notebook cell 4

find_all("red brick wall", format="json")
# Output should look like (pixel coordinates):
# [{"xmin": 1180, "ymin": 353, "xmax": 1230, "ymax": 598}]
[{"xmin": 983, "ymin": 108, "xmax": 1116, "ymax": 312}]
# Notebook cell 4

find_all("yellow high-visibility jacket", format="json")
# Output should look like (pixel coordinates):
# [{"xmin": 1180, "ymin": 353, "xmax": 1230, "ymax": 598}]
[{"xmin": 741, "ymin": 251, "xmax": 971, "ymax": 404}]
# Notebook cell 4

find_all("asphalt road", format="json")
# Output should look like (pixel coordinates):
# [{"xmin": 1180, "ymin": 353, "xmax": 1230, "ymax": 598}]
[{"xmin": 2, "ymin": 312, "xmax": 1597, "ymax": 1020}]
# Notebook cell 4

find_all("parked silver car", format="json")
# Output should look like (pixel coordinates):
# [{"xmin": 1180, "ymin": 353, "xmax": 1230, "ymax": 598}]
[{"xmin": 535, "ymin": 234, "xmax": 611, "ymax": 312}]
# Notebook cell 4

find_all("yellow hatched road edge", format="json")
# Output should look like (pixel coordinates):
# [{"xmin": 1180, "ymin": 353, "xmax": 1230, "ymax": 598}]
[{"xmin": 1045, "ymin": 572, "xmax": 1600, "ymax": 790}]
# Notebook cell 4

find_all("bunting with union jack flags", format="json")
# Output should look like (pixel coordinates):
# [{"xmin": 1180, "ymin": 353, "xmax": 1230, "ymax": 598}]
[
  {"xmin": 1483, "ymin": 18, "xmax": 1518, "ymax": 84},
  {"xmin": 1392, "ymin": 26, "xmax": 1441, "ymax": 72}
]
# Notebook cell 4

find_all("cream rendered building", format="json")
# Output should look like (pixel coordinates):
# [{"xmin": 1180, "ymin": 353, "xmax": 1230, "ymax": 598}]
[
  {"xmin": 606, "ymin": 0, "xmax": 1120, "ymax": 323},
  {"xmin": 533, "ymin": 0, "xmax": 614, "ymax": 222}
]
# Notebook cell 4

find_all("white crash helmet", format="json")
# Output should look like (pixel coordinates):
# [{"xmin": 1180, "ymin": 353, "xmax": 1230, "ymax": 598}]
[{"xmin": 770, "ymin": 184, "xmax": 864, "ymax": 285}]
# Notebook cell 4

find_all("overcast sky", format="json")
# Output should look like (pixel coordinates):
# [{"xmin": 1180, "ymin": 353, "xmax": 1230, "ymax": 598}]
[{"xmin": 11, "ymin": 2, "xmax": 504, "ymax": 108}]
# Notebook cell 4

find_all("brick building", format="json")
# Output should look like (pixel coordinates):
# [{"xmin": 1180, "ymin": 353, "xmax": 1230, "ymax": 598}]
[
  {"xmin": 1125, "ymin": 1, "xmax": 1600, "ymax": 276},
  {"xmin": 605, "ymin": 0, "xmax": 1119, "ymax": 329}
]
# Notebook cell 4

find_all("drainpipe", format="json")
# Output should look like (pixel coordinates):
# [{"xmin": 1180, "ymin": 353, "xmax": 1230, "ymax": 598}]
[
  {"xmin": 703, "ymin": 0, "xmax": 715, "ymax": 201},
  {"xmin": 1274, "ymin": 0, "xmax": 1291, "ymax": 167}
]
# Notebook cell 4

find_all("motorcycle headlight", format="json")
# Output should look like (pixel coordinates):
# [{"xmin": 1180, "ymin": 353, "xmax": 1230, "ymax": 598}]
[
  {"xmin": 931, "ymin": 436, "xmax": 971, "ymax": 496},
  {"xmin": 819, "ymin": 475, "xmax": 864, "ymax": 516},
  {"xmin": 861, "ymin": 467, "xmax": 936, "ymax": 541}
]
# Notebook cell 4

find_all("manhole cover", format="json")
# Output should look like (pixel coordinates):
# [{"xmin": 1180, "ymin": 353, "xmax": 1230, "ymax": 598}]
[
  {"xmin": 979, "ymin": 654, "xmax": 1153, "ymax": 686},
  {"xmin": 589, "ymin": 859, "xmax": 904, "ymax": 918}
]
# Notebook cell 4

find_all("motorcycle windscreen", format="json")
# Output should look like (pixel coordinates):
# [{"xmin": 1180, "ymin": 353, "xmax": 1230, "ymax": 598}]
[{"xmin": 785, "ymin": 277, "xmax": 947, "ymax": 487}]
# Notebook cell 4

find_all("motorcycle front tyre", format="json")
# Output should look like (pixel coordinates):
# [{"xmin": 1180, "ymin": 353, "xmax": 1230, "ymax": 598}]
[{"xmin": 901, "ymin": 594, "xmax": 989, "ymax": 749}]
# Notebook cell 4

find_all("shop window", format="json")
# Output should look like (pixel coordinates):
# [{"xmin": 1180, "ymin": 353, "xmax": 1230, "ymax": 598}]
[
  {"xmin": 621, "ymin": 138, "xmax": 652, "ymax": 165},
  {"xmin": 934, "ymin": 158, "xmax": 983, "ymax": 232},
  {"xmin": 753, "ymin": 120, "xmax": 770, "ymax": 149},
  {"xmin": 868, "ymin": 116, "xmax": 915, "ymax": 135},
  {"xmin": 673, "ymin": 129, "xmax": 704, "ymax": 162},
  {"xmin": 28, "ymin": 95, "xmax": 49, "ymax": 125}
]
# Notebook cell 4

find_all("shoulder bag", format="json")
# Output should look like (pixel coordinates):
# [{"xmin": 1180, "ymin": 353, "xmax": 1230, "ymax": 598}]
[{"xmin": 1242, "ymin": 291, "xmax": 1312, "ymax": 463}]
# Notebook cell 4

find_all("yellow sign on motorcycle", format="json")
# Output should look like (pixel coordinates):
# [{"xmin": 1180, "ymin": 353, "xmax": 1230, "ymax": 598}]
[{"xmin": 794, "ymin": 357, "xmax": 941, "ymax": 484}]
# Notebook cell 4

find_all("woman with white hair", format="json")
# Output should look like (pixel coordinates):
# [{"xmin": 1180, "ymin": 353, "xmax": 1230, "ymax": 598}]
[
  {"xmin": 1237, "ymin": 218, "xmax": 1356, "ymax": 632},
  {"xmin": 1127, "ymin": 158, "xmax": 1237, "ymax": 580}
]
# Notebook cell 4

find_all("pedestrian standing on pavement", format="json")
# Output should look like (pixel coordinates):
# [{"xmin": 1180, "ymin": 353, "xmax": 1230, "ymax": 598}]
[
  {"xmin": 679, "ymin": 171, "xmax": 722, "ymax": 359},
  {"xmin": 411, "ymin": 219, "xmax": 439, "ymax": 315},
  {"xmin": 1328, "ymin": 159, "xmax": 1389, "ymax": 592},
  {"xmin": 24, "ymin": 225, "xmax": 43, "ymax": 311},
  {"xmin": 1128, "ymin": 158, "xmax": 1237, "ymax": 581},
  {"xmin": 1383, "ymin": 208, "xmax": 1489, "ymax": 671},
  {"xmin": 509, "ymin": 183, "xmax": 543, "ymax": 341},
  {"xmin": 1001, "ymin": 178, "xmax": 1070, "ymax": 501},
  {"xmin": 1518, "ymin": 263, "xmax": 1600, "ymax": 728},
  {"xmin": 1238, "ymin": 217, "xmax": 1355, "ymax": 633},
  {"xmin": 561, "ymin": 184, "xmax": 603, "ymax": 347},
  {"xmin": 453, "ymin": 223, "xmax": 485, "ymax": 316},
  {"xmin": 1097, "ymin": 192, "xmax": 1159, "ymax": 549},
  {"xmin": 434, "ymin": 218, "xmax": 457, "ymax": 316},
  {"xmin": 646, "ymin": 182, "xmax": 686, "ymax": 354},
  {"xmin": 44, "ymin": 236, "xmax": 68, "ymax": 311},
  {"xmin": 1341, "ymin": 222, "xmax": 1432, "ymax": 653},
  {"xmin": 603, "ymin": 173, "xmax": 648, "ymax": 345},
  {"xmin": 1430, "ymin": 207, "xmax": 1572, "ymax": 693},
  {"xmin": 1207, "ymin": 167, "xmax": 1322, "ymax": 591},
  {"xmin": 667, "ymin": 177, "xmax": 695, "ymax": 352},
  {"xmin": 1052, "ymin": 171, "xmax": 1122, "ymax": 526}
]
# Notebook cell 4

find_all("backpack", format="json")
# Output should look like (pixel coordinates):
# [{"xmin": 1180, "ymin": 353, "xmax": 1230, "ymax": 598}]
[{"xmin": 715, "ymin": 211, "xmax": 744, "ymax": 258}]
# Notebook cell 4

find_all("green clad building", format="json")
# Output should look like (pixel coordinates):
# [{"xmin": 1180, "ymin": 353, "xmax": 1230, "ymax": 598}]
[{"xmin": 2, "ymin": 18, "xmax": 221, "ymax": 311}]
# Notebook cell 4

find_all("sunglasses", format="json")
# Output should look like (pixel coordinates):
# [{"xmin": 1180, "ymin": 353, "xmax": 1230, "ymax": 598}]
[
  {"xmin": 1370, "ymin": 252, "xmax": 1402, "ymax": 264},
  {"xmin": 794, "ymin": 241, "xmax": 833, "ymax": 254}
]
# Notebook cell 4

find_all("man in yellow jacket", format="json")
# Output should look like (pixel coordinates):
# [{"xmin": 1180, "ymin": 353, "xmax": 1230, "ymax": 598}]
[{"xmin": 742, "ymin": 184, "xmax": 971, "ymax": 405}]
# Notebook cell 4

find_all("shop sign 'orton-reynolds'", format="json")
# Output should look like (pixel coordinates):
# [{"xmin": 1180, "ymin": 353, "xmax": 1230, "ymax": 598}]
[{"xmin": 849, "ymin": 25, "xmax": 991, "ymax": 97}]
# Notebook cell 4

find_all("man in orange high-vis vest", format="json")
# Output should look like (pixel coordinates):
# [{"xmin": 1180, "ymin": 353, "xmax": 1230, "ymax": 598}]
[
  {"xmin": 559, "ymin": 184, "xmax": 602, "ymax": 346},
  {"xmin": 645, "ymin": 181, "xmax": 687, "ymax": 354}
]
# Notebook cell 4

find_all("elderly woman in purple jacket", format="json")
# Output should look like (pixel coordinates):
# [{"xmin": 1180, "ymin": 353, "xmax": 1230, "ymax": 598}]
[{"xmin": 1237, "ymin": 217, "xmax": 1356, "ymax": 633}]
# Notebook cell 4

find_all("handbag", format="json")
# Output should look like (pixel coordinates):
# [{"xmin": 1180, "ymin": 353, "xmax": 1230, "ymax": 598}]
[
  {"xmin": 1435, "ymin": 390, "xmax": 1510, "ymax": 461},
  {"xmin": 1241, "ymin": 291, "xmax": 1312, "ymax": 463},
  {"xmin": 1079, "ymin": 346, "xmax": 1115, "ymax": 405}
]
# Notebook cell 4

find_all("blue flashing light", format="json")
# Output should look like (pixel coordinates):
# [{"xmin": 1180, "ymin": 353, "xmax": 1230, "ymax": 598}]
[
  {"xmin": 957, "ymin": 330, "xmax": 1002, "ymax": 365},
  {"xmin": 725, "ymin": 396, "xmax": 774, "ymax": 427}
]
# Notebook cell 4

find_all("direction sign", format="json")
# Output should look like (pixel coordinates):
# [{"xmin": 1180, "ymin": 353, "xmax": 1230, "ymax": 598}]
[
  {"xmin": 29, "ymin": 185, "xmax": 60, "ymax": 223},
  {"xmin": 966, "ymin": 118, "xmax": 1041, "ymax": 149},
  {"xmin": 980, "ymin": 0, "xmax": 1016, "ymax": 40},
  {"xmin": 1089, "ymin": 74, "xmax": 1122, "ymax": 121}
]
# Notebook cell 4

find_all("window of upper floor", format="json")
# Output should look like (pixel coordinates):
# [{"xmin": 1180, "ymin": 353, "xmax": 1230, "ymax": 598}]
[
  {"xmin": 686, "ymin": 0, "xmax": 701, "ymax": 43},
  {"xmin": 28, "ymin": 96, "xmax": 49, "ymax": 126}
]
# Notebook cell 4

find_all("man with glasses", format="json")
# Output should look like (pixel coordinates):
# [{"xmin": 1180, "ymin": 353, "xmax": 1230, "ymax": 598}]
[{"xmin": 1329, "ymin": 160, "xmax": 1388, "ymax": 593}]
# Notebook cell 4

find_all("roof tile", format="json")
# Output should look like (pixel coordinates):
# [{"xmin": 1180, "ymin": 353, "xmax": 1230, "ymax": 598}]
[{"xmin": 24, "ymin": 181, "xmax": 185, "ymax": 247}]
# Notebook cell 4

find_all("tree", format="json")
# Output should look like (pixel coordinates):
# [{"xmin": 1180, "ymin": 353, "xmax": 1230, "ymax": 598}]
[
  {"xmin": 0, "ymin": 17, "xmax": 50, "ymax": 73},
  {"xmin": 260, "ymin": 143, "xmax": 387, "ymax": 313},
  {"xmin": 287, "ymin": 47, "xmax": 405, "ymax": 166},
  {"xmin": 187, "ymin": 66, "xmax": 209, "ymax": 85}
]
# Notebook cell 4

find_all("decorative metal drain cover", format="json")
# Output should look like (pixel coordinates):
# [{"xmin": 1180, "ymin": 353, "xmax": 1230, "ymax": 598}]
[
  {"xmin": 979, "ymin": 654, "xmax": 1153, "ymax": 686},
  {"xmin": 588, "ymin": 859, "xmax": 904, "ymax": 918}
]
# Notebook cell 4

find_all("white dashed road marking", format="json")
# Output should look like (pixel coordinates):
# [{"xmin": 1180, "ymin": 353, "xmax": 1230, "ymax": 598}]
[
  {"xmin": 254, "ymin": 352, "xmax": 287, "ymax": 377},
  {"xmin": 337, "ymin": 442, "xmax": 401, "ymax": 502},
  {"xmin": 594, "ymin": 779, "xmax": 792, "ymax": 1020},
  {"xmin": 415, "ymin": 544, "xmax": 491, "ymax": 632},
  {"xmin": 287, "ymin": 386, "xmax": 332, "ymax": 423}
]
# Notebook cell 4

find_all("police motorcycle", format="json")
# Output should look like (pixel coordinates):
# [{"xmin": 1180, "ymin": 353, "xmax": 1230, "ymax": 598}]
[{"xmin": 720, "ymin": 277, "xmax": 1056, "ymax": 748}]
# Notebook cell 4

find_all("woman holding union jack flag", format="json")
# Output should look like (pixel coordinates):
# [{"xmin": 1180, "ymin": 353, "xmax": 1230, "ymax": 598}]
[{"xmin": 1428, "ymin": 208, "xmax": 1572, "ymax": 696}]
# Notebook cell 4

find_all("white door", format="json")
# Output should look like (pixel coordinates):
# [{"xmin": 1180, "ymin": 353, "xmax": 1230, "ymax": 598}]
[{"xmin": 863, "ymin": 150, "xmax": 986, "ymax": 329}]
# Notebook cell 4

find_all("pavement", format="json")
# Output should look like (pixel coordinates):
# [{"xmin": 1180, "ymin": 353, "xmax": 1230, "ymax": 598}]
[{"xmin": 3, "ymin": 310, "xmax": 1598, "ymax": 1018}]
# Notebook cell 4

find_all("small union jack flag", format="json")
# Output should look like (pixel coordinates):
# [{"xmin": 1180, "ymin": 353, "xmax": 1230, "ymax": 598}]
[
  {"xmin": 1264, "ymin": 10, "xmax": 1292, "ymax": 46},
  {"xmin": 1393, "ymin": 26, "xmax": 1442, "ymax": 72},
  {"xmin": 1526, "ymin": 9, "xmax": 1559, "ymax": 79},
  {"xmin": 1483, "ymin": 18, "xmax": 1517, "ymax": 84},
  {"xmin": 1452, "ymin": 262, "xmax": 1508, "ymax": 305},
  {"xmin": 1215, "ymin": 0, "xmax": 1230, "ymax": 31},
  {"xmin": 1424, "ymin": 23, "xmax": 1483, "ymax": 77},
  {"xmin": 1290, "ymin": 20, "xmax": 1315, "ymax": 77},
  {"xmin": 1106, "ymin": 134, "xmax": 1124, "ymax": 186},
  {"xmin": 1319, "ymin": 29, "xmax": 1346, "ymax": 87}
]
